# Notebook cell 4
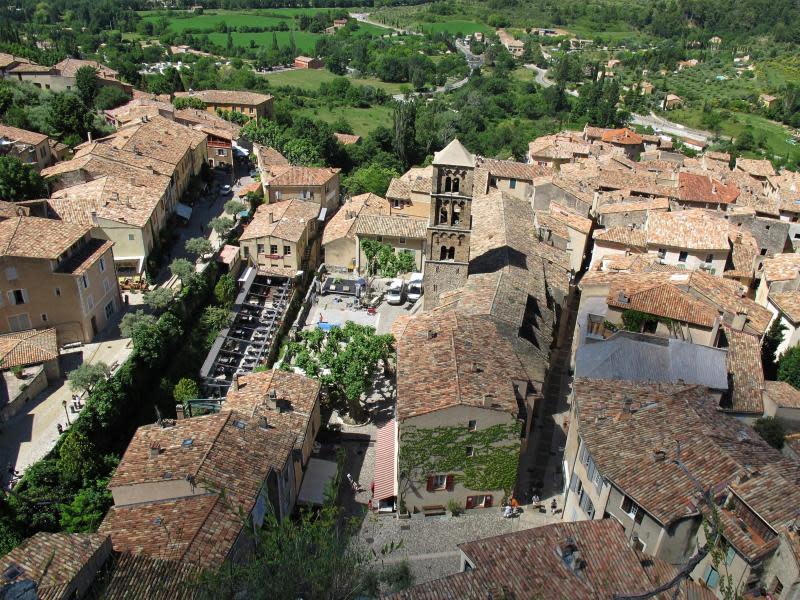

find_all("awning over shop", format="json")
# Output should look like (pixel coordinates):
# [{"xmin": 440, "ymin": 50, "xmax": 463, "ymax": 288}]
[
  {"xmin": 175, "ymin": 202, "xmax": 192, "ymax": 220},
  {"xmin": 373, "ymin": 419, "xmax": 397, "ymax": 501},
  {"xmin": 298, "ymin": 458, "xmax": 339, "ymax": 506},
  {"xmin": 114, "ymin": 255, "xmax": 145, "ymax": 273}
]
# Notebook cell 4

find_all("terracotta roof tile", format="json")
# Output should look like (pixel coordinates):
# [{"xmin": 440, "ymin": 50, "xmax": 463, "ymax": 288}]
[
  {"xmin": 761, "ymin": 253, "xmax": 800, "ymax": 283},
  {"xmin": 54, "ymin": 58, "xmax": 119, "ymax": 80},
  {"xmin": 0, "ymin": 123, "xmax": 48, "ymax": 147},
  {"xmin": 240, "ymin": 198, "xmax": 319, "ymax": 243},
  {"xmin": 677, "ymin": 172, "xmax": 739, "ymax": 205},
  {"xmin": 593, "ymin": 225, "xmax": 647, "ymax": 249},
  {"xmin": 736, "ymin": 158, "xmax": 776, "ymax": 178},
  {"xmin": 334, "ymin": 132, "xmax": 360, "ymax": 145},
  {"xmin": 396, "ymin": 311, "xmax": 528, "ymax": 421},
  {"xmin": 174, "ymin": 89, "xmax": 272, "ymax": 106},
  {"xmin": 769, "ymin": 291, "xmax": 800, "ymax": 323},
  {"xmin": 92, "ymin": 115, "xmax": 206, "ymax": 166},
  {"xmin": 354, "ymin": 214, "xmax": 426, "ymax": 239},
  {"xmin": 0, "ymin": 532, "xmax": 109, "ymax": 597},
  {"xmin": 478, "ymin": 157, "xmax": 552, "ymax": 180},
  {"xmin": 645, "ymin": 209, "xmax": 731, "ymax": 250},
  {"xmin": 722, "ymin": 326, "xmax": 764, "ymax": 414},
  {"xmin": 0, "ymin": 216, "xmax": 90, "ymax": 260},
  {"xmin": 265, "ymin": 166, "xmax": 339, "ymax": 187},
  {"xmin": 547, "ymin": 202, "xmax": 592, "ymax": 233},
  {"xmin": 388, "ymin": 519, "xmax": 714, "ymax": 600},
  {"xmin": 321, "ymin": 193, "xmax": 390, "ymax": 245},
  {"xmin": 101, "ymin": 553, "xmax": 200, "ymax": 600},
  {"xmin": 597, "ymin": 197, "xmax": 670, "ymax": 214},
  {"xmin": 0, "ymin": 328, "xmax": 58, "ymax": 369},
  {"xmin": 763, "ymin": 380, "xmax": 800, "ymax": 409}
]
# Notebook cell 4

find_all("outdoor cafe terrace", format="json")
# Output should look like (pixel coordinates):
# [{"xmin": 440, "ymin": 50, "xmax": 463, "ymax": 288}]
[{"xmin": 200, "ymin": 270, "xmax": 293, "ymax": 396}]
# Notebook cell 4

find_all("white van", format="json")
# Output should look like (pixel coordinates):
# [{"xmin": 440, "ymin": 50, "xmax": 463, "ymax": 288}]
[
  {"xmin": 386, "ymin": 278, "xmax": 406, "ymax": 305},
  {"xmin": 407, "ymin": 273, "xmax": 423, "ymax": 303}
]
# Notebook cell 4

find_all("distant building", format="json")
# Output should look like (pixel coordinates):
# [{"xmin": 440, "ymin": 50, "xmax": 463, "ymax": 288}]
[
  {"xmin": 0, "ymin": 124, "xmax": 54, "ymax": 171},
  {"xmin": 663, "ymin": 93, "xmax": 683, "ymax": 110},
  {"xmin": 760, "ymin": 93, "xmax": 779, "ymax": 109},
  {"xmin": 174, "ymin": 89, "xmax": 274, "ymax": 122},
  {"xmin": 293, "ymin": 56, "xmax": 324, "ymax": 69},
  {"xmin": 7, "ymin": 58, "xmax": 132, "ymax": 95}
]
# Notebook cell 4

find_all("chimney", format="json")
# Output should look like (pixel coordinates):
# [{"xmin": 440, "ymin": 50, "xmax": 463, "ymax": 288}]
[
  {"xmin": 268, "ymin": 211, "xmax": 274, "ymax": 224},
  {"xmin": 231, "ymin": 373, "xmax": 239, "ymax": 392},
  {"xmin": 617, "ymin": 291, "xmax": 630, "ymax": 304},
  {"xmin": 732, "ymin": 310, "xmax": 747, "ymax": 331},
  {"xmin": 427, "ymin": 330, "xmax": 438, "ymax": 340},
  {"xmin": 652, "ymin": 449, "xmax": 666, "ymax": 462},
  {"xmin": 87, "ymin": 131, "xmax": 92, "ymax": 143},
  {"xmin": 175, "ymin": 404, "xmax": 185, "ymax": 420},
  {"xmin": 259, "ymin": 415, "xmax": 268, "ymax": 429},
  {"xmin": 149, "ymin": 443, "xmax": 161, "ymax": 458},
  {"xmin": 267, "ymin": 389, "xmax": 278, "ymax": 410}
]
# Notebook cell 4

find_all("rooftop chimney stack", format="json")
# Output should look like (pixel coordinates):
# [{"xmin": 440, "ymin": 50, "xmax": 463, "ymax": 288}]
[
  {"xmin": 231, "ymin": 373, "xmax": 239, "ymax": 392},
  {"xmin": 267, "ymin": 389, "xmax": 278, "ymax": 410}
]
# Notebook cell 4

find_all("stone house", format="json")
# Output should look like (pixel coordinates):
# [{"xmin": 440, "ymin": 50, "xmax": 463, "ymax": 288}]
[
  {"xmin": 174, "ymin": 89, "xmax": 274, "ymax": 123},
  {"xmin": 239, "ymin": 198, "xmax": 321, "ymax": 275},
  {"xmin": 355, "ymin": 214, "xmax": 427, "ymax": 273},
  {"xmin": 321, "ymin": 192, "xmax": 391, "ymax": 271},
  {"xmin": 386, "ymin": 166, "xmax": 433, "ymax": 219},
  {"xmin": 262, "ymin": 166, "xmax": 340, "ymax": 213},
  {"xmin": 8, "ymin": 58, "xmax": 132, "ymax": 95},
  {"xmin": 0, "ymin": 124, "xmax": 54, "ymax": 171},
  {"xmin": 0, "ymin": 217, "xmax": 120, "ymax": 344}
]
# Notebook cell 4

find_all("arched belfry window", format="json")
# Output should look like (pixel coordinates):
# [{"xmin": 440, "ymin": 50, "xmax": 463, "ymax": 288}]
[{"xmin": 444, "ymin": 176, "xmax": 452, "ymax": 192}]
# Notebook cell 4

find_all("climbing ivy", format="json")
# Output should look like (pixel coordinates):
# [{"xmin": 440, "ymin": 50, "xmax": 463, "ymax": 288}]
[
  {"xmin": 621, "ymin": 309, "xmax": 674, "ymax": 333},
  {"xmin": 398, "ymin": 422, "xmax": 521, "ymax": 498}
]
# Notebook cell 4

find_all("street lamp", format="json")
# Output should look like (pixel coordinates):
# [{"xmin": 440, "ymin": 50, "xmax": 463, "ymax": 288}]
[{"xmin": 61, "ymin": 399, "xmax": 71, "ymax": 426}]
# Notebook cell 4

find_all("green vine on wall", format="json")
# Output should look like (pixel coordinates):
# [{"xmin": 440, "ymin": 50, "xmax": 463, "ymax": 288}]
[{"xmin": 398, "ymin": 423, "xmax": 521, "ymax": 497}]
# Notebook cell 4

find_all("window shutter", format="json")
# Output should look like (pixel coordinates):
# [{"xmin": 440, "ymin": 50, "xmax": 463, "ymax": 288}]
[
  {"xmin": 21, "ymin": 290, "xmax": 29, "ymax": 304},
  {"xmin": 484, "ymin": 495, "xmax": 493, "ymax": 508},
  {"xmin": 426, "ymin": 476, "xmax": 434, "ymax": 492},
  {"xmin": 465, "ymin": 496, "xmax": 474, "ymax": 509},
  {"xmin": 7, "ymin": 291, "xmax": 15, "ymax": 305},
  {"xmin": 446, "ymin": 475, "xmax": 454, "ymax": 491}
]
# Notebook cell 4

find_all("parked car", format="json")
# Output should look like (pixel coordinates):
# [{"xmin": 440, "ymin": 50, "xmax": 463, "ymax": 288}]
[
  {"xmin": 407, "ymin": 272, "xmax": 423, "ymax": 303},
  {"xmin": 386, "ymin": 278, "xmax": 406, "ymax": 305},
  {"xmin": 221, "ymin": 184, "xmax": 232, "ymax": 195}
]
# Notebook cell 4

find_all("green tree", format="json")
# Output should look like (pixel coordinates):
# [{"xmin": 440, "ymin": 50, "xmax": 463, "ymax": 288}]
[
  {"xmin": 209, "ymin": 216, "xmax": 235, "ymax": 239},
  {"xmin": 224, "ymin": 199, "xmax": 247, "ymax": 215},
  {"xmin": 75, "ymin": 65, "xmax": 99, "ymax": 107},
  {"xmin": 94, "ymin": 86, "xmax": 131, "ymax": 111},
  {"xmin": 393, "ymin": 101, "xmax": 417, "ymax": 170},
  {"xmin": 173, "ymin": 96, "xmax": 207, "ymax": 110},
  {"xmin": 753, "ymin": 416, "xmax": 785, "ymax": 449},
  {"xmin": 778, "ymin": 345, "xmax": 800, "ymax": 388},
  {"xmin": 173, "ymin": 377, "xmax": 200, "ymax": 404},
  {"xmin": 185, "ymin": 237, "xmax": 213, "ymax": 258},
  {"xmin": 0, "ymin": 156, "xmax": 47, "ymax": 201},
  {"xmin": 67, "ymin": 362, "xmax": 111, "ymax": 395},
  {"xmin": 170, "ymin": 258, "xmax": 196, "ymax": 284},
  {"xmin": 119, "ymin": 310, "xmax": 156, "ymax": 338},
  {"xmin": 59, "ymin": 478, "xmax": 112, "ymax": 533},
  {"xmin": 396, "ymin": 251, "xmax": 417, "ymax": 274},
  {"xmin": 57, "ymin": 431, "xmax": 96, "ymax": 484},
  {"xmin": 283, "ymin": 138, "xmax": 322, "ymax": 166},
  {"xmin": 196, "ymin": 506, "xmax": 387, "ymax": 599},
  {"xmin": 214, "ymin": 274, "xmax": 236, "ymax": 307},
  {"xmin": 762, "ymin": 318, "xmax": 786, "ymax": 379},
  {"xmin": 47, "ymin": 92, "xmax": 95, "ymax": 143},
  {"xmin": 343, "ymin": 163, "xmax": 399, "ymax": 196},
  {"xmin": 143, "ymin": 287, "xmax": 174, "ymax": 311}
]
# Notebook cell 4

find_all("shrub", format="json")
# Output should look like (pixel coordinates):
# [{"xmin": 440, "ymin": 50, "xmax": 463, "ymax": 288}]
[
  {"xmin": 447, "ymin": 499, "xmax": 463, "ymax": 516},
  {"xmin": 67, "ymin": 362, "xmax": 111, "ymax": 394},
  {"xmin": 754, "ymin": 416, "xmax": 785, "ymax": 449}
]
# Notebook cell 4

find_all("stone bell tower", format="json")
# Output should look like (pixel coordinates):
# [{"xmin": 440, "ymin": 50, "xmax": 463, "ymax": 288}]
[{"xmin": 423, "ymin": 139, "xmax": 475, "ymax": 310}]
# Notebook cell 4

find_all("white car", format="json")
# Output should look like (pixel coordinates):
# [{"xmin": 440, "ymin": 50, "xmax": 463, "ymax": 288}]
[
  {"xmin": 406, "ymin": 273, "xmax": 423, "ymax": 303},
  {"xmin": 386, "ymin": 279, "xmax": 406, "ymax": 305}
]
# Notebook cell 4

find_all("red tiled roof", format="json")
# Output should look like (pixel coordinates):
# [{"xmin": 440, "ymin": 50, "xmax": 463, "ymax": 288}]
[
  {"xmin": 0, "ymin": 328, "xmax": 58, "ymax": 369},
  {"xmin": 677, "ymin": 172, "xmax": 739, "ymax": 204},
  {"xmin": 601, "ymin": 128, "xmax": 643, "ymax": 145}
]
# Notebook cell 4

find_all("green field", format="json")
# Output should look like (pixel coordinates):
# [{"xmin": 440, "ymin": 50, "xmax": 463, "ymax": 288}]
[
  {"xmin": 416, "ymin": 20, "xmax": 490, "ymax": 35},
  {"xmin": 296, "ymin": 104, "xmax": 393, "ymax": 137},
  {"xmin": 260, "ymin": 68, "xmax": 406, "ymax": 94},
  {"xmin": 140, "ymin": 9, "xmax": 389, "ymax": 53}
]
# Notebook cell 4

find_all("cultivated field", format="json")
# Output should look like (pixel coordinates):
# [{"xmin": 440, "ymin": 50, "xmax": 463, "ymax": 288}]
[{"xmin": 261, "ymin": 68, "xmax": 406, "ymax": 94}]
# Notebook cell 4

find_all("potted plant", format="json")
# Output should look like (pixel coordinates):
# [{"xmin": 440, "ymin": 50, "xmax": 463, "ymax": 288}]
[
  {"xmin": 397, "ymin": 498, "xmax": 410, "ymax": 519},
  {"xmin": 10, "ymin": 366, "xmax": 24, "ymax": 379},
  {"xmin": 448, "ymin": 500, "xmax": 463, "ymax": 517}
]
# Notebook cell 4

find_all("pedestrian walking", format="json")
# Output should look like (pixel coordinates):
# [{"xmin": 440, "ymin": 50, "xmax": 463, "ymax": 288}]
[{"xmin": 550, "ymin": 498, "xmax": 557, "ymax": 515}]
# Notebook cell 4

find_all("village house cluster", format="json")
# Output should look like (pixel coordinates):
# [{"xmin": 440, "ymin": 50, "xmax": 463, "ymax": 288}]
[{"xmin": 2, "ymin": 46, "xmax": 800, "ymax": 595}]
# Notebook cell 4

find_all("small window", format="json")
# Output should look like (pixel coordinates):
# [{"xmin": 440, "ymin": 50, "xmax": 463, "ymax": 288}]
[
  {"xmin": 99, "ymin": 257, "xmax": 106, "ymax": 272},
  {"xmin": 233, "ymin": 419, "xmax": 246, "ymax": 430},
  {"xmin": 243, "ymin": 246, "xmax": 249, "ymax": 257},
  {"xmin": 702, "ymin": 566, "xmax": 720, "ymax": 589},
  {"xmin": 705, "ymin": 254, "xmax": 713, "ymax": 264},
  {"xmin": 128, "ymin": 234, "xmax": 135, "ymax": 241},
  {"xmin": 765, "ymin": 225, "xmax": 771, "ymax": 231},
  {"xmin": 432, "ymin": 474, "xmax": 447, "ymax": 489},
  {"xmin": 86, "ymin": 295, "xmax": 94, "ymax": 310},
  {"xmin": 41, "ymin": 313, "xmax": 47, "ymax": 322},
  {"xmin": 54, "ymin": 288, "xmax": 61, "ymax": 297},
  {"xmin": 509, "ymin": 178, "xmax": 517, "ymax": 189},
  {"xmin": 103, "ymin": 279, "xmax": 111, "ymax": 293},
  {"xmin": 270, "ymin": 244, "xmax": 278, "ymax": 255},
  {"xmin": 81, "ymin": 275, "xmax": 89, "ymax": 289},
  {"xmin": 399, "ymin": 237, "xmax": 406, "ymax": 244},
  {"xmin": 760, "ymin": 248, "xmax": 768, "ymax": 256},
  {"xmin": 678, "ymin": 251, "xmax": 688, "ymax": 263},
  {"xmin": 467, "ymin": 420, "xmax": 477, "ymax": 431},
  {"xmin": 725, "ymin": 546, "xmax": 735, "ymax": 566},
  {"xmin": 466, "ymin": 446, "xmax": 474, "ymax": 457},
  {"xmin": 11, "ymin": 289, "xmax": 25, "ymax": 305},
  {"xmin": 217, "ymin": 148, "xmax": 226, "ymax": 156},
  {"xmin": 283, "ymin": 245, "xmax": 291, "ymax": 255},
  {"xmin": 257, "ymin": 244, "xmax": 265, "ymax": 254},
  {"xmin": 657, "ymin": 248, "xmax": 666, "ymax": 259},
  {"xmin": 376, "ymin": 236, "xmax": 383, "ymax": 243},
  {"xmin": 104, "ymin": 301, "xmax": 114, "ymax": 319}
]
